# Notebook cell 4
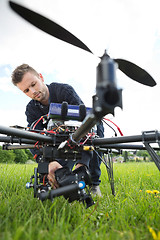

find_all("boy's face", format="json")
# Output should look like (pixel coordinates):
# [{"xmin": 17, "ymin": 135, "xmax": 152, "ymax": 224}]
[{"xmin": 16, "ymin": 72, "xmax": 49, "ymax": 104}]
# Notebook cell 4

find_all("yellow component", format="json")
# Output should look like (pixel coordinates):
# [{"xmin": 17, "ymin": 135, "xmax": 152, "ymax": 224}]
[{"xmin": 83, "ymin": 146, "xmax": 94, "ymax": 151}]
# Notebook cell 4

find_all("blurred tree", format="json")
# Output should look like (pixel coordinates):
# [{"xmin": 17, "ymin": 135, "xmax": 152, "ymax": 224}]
[
  {"xmin": 136, "ymin": 150, "xmax": 151, "ymax": 161},
  {"xmin": 24, "ymin": 149, "xmax": 35, "ymax": 161},
  {"xmin": 13, "ymin": 149, "xmax": 28, "ymax": 163},
  {"xmin": 122, "ymin": 151, "xmax": 129, "ymax": 162},
  {"xmin": 0, "ymin": 146, "xmax": 15, "ymax": 163}
]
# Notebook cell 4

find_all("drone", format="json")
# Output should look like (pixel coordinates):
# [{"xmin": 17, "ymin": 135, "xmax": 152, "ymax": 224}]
[{"xmin": 0, "ymin": 1, "xmax": 160, "ymax": 208}]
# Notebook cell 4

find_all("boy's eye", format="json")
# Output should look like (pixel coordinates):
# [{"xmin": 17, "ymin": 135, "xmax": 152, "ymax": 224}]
[{"xmin": 24, "ymin": 89, "xmax": 29, "ymax": 93}]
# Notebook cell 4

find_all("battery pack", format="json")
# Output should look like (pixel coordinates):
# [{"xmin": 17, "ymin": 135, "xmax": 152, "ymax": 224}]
[{"xmin": 48, "ymin": 102, "xmax": 91, "ymax": 121}]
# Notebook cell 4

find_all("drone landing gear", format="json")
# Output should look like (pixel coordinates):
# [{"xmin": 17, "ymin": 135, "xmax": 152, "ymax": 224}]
[
  {"xmin": 104, "ymin": 152, "xmax": 115, "ymax": 196},
  {"xmin": 33, "ymin": 167, "xmax": 38, "ymax": 197},
  {"xmin": 142, "ymin": 130, "xmax": 160, "ymax": 171},
  {"xmin": 93, "ymin": 148, "xmax": 115, "ymax": 196}
]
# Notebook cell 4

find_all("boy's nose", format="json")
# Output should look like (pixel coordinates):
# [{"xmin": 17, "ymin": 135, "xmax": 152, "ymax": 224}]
[{"xmin": 30, "ymin": 87, "xmax": 36, "ymax": 94}]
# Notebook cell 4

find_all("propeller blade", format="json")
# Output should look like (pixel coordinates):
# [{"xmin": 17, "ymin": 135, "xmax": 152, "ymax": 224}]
[
  {"xmin": 114, "ymin": 58, "xmax": 156, "ymax": 87},
  {"xmin": 9, "ymin": 1, "xmax": 156, "ymax": 87},
  {"xmin": 9, "ymin": 1, "xmax": 93, "ymax": 54}
]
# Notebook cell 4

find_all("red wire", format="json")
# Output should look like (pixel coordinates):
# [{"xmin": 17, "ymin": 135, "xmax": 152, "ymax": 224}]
[
  {"xmin": 103, "ymin": 118, "xmax": 123, "ymax": 136},
  {"xmin": 43, "ymin": 175, "xmax": 47, "ymax": 186},
  {"xmin": 32, "ymin": 116, "xmax": 44, "ymax": 130},
  {"xmin": 46, "ymin": 130, "xmax": 57, "ymax": 134},
  {"xmin": 67, "ymin": 140, "xmax": 74, "ymax": 149},
  {"xmin": 34, "ymin": 141, "xmax": 39, "ymax": 148}
]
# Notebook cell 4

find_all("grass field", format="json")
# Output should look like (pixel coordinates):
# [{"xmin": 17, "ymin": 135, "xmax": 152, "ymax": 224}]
[{"xmin": 0, "ymin": 162, "xmax": 160, "ymax": 240}]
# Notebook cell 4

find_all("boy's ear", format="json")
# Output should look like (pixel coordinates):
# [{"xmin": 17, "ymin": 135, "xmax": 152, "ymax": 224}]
[{"xmin": 39, "ymin": 73, "xmax": 44, "ymax": 81}]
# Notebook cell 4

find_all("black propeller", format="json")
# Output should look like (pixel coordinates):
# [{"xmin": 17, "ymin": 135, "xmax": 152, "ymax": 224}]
[
  {"xmin": 114, "ymin": 58, "xmax": 156, "ymax": 86},
  {"xmin": 9, "ymin": 1, "xmax": 93, "ymax": 54},
  {"xmin": 9, "ymin": 1, "xmax": 156, "ymax": 87}
]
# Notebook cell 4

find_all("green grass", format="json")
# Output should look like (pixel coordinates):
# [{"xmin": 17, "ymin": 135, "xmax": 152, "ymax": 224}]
[{"xmin": 0, "ymin": 162, "xmax": 160, "ymax": 240}]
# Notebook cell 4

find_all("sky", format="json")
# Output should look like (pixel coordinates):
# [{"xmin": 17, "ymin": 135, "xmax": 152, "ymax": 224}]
[{"xmin": 0, "ymin": 0, "xmax": 160, "ymax": 139}]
